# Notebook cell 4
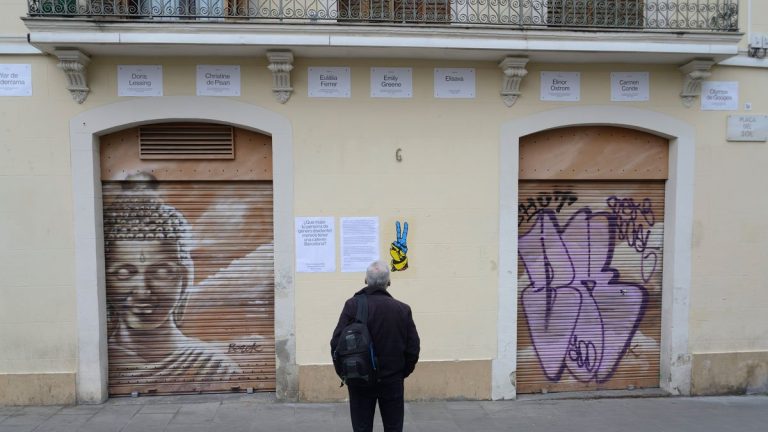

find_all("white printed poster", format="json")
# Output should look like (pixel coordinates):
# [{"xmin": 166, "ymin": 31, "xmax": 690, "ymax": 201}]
[
  {"xmin": 611, "ymin": 72, "xmax": 649, "ymax": 102},
  {"xmin": 701, "ymin": 81, "xmax": 739, "ymax": 111},
  {"xmin": 308, "ymin": 67, "xmax": 351, "ymax": 98},
  {"xmin": 371, "ymin": 68, "xmax": 413, "ymax": 98},
  {"xmin": 295, "ymin": 217, "xmax": 336, "ymax": 272},
  {"xmin": 434, "ymin": 68, "xmax": 475, "ymax": 99},
  {"xmin": 540, "ymin": 71, "xmax": 580, "ymax": 101},
  {"xmin": 0, "ymin": 64, "xmax": 32, "ymax": 97},
  {"xmin": 118, "ymin": 65, "xmax": 163, "ymax": 97},
  {"xmin": 341, "ymin": 217, "xmax": 380, "ymax": 272},
  {"xmin": 197, "ymin": 65, "xmax": 241, "ymax": 96}
]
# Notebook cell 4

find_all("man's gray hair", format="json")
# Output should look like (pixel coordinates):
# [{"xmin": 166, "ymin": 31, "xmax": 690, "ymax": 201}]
[{"xmin": 366, "ymin": 260, "xmax": 390, "ymax": 289}]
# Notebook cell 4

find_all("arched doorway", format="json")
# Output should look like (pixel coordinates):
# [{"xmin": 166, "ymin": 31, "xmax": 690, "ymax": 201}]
[
  {"xmin": 516, "ymin": 126, "xmax": 667, "ymax": 393},
  {"xmin": 69, "ymin": 97, "xmax": 295, "ymax": 403},
  {"xmin": 100, "ymin": 123, "xmax": 276, "ymax": 396}
]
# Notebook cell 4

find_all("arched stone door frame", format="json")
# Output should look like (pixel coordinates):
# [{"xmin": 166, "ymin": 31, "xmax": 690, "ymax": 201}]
[
  {"xmin": 69, "ymin": 97, "xmax": 296, "ymax": 403},
  {"xmin": 494, "ymin": 106, "xmax": 695, "ymax": 399}
]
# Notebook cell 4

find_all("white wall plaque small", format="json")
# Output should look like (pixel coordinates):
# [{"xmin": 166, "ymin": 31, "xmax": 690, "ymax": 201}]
[
  {"xmin": 0, "ymin": 64, "xmax": 32, "ymax": 97},
  {"xmin": 197, "ymin": 65, "xmax": 241, "ymax": 96},
  {"xmin": 727, "ymin": 115, "xmax": 768, "ymax": 142},
  {"xmin": 434, "ymin": 68, "xmax": 475, "ymax": 99},
  {"xmin": 371, "ymin": 68, "xmax": 413, "ymax": 98},
  {"xmin": 540, "ymin": 71, "xmax": 580, "ymax": 101},
  {"xmin": 701, "ymin": 81, "xmax": 738, "ymax": 111},
  {"xmin": 118, "ymin": 65, "xmax": 163, "ymax": 97},
  {"xmin": 308, "ymin": 67, "xmax": 351, "ymax": 98},
  {"xmin": 611, "ymin": 72, "xmax": 649, "ymax": 102}
]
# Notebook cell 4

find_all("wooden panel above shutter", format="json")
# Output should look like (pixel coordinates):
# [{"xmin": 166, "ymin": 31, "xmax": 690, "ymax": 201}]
[
  {"xmin": 520, "ymin": 126, "xmax": 668, "ymax": 181},
  {"xmin": 100, "ymin": 124, "xmax": 272, "ymax": 181}
]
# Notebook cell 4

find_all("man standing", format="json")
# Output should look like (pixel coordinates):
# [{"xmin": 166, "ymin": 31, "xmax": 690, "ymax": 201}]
[{"xmin": 331, "ymin": 260, "xmax": 420, "ymax": 432}]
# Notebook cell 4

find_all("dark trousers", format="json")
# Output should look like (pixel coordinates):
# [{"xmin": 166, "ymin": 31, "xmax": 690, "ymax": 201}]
[{"xmin": 347, "ymin": 380, "xmax": 405, "ymax": 432}]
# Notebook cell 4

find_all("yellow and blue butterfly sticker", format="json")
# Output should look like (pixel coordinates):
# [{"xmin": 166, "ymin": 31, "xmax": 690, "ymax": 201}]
[{"xmin": 390, "ymin": 221, "xmax": 409, "ymax": 271}]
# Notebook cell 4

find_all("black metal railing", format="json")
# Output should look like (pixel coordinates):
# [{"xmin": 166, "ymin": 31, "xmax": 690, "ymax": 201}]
[{"xmin": 27, "ymin": 0, "xmax": 739, "ymax": 31}]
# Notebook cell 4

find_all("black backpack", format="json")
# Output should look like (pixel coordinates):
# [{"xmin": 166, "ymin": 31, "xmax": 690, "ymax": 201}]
[{"xmin": 333, "ymin": 294, "xmax": 378, "ymax": 386}]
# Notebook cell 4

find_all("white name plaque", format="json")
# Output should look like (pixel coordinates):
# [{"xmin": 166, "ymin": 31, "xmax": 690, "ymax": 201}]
[
  {"xmin": 309, "ymin": 67, "xmax": 351, "ymax": 98},
  {"xmin": 371, "ymin": 68, "xmax": 413, "ymax": 98},
  {"xmin": 197, "ymin": 65, "xmax": 241, "ymax": 96},
  {"xmin": 611, "ymin": 72, "xmax": 649, "ymax": 102},
  {"xmin": 701, "ymin": 81, "xmax": 738, "ymax": 111},
  {"xmin": 0, "ymin": 64, "xmax": 32, "ymax": 97},
  {"xmin": 727, "ymin": 115, "xmax": 768, "ymax": 142},
  {"xmin": 540, "ymin": 71, "xmax": 580, "ymax": 101},
  {"xmin": 434, "ymin": 68, "xmax": 475, "ymax": 99},
  {"xmin": 118, "ymin": 65, "xmax": 163, "ymax": 97}
]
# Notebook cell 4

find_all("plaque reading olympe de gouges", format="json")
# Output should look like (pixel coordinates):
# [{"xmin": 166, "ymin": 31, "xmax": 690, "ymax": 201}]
[
  {"xmin": 308, "ymin": 67, "xmax": 351, "ymax": 98},
  {"xmin": 118, "ymin": 65, "xmax": 163, "ymax": 97},
  {"xmin": 701, "ymin": 81, "xmax": 739, "ymax": 111},
  {"xmin": 0, "ymin": 64, "xmax": 32, "ymax": 97},
  {"xmin": 727, "ymin": 115, "xmax": 768, "ymax": 142}
]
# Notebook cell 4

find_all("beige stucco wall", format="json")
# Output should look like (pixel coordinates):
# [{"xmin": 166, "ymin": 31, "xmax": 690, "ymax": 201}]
[
  {"xmin": 0, "ymin": 55, "xmax": 78, "ymax": 382},
  {"xmin": 0, "ymin": 15, "xmax": 767, "ymax": 400}
]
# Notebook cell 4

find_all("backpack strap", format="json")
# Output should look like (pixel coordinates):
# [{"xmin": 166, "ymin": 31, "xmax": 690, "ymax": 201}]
[{"xmin": 354, "ymin": 293, "xmax": 368, "ymax": 324}]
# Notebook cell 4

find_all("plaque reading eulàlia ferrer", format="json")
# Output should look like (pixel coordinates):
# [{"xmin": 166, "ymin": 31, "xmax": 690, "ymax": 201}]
[
  {"xmin": 434, "ymin": 68, "xmax": 475, "ymax": 99},
  {"xmin": 196, "ymin": 65, "xmax": 241, "ymax": 97},
  {"xmin": 727, "ymin": 115, "xmax": 768, "ymax": 142},
  {"xmin": 540, "ymin": 71, "xmax": 580, "ymax": 102},
  {"xmin": 0, "ymin": 64, "xmax": 32, "ymax": 96},
  {"xmin": 371, "ymin": 68, "xmax": 413, "ymax": 98},
  {"xmin": 118, "ymin": 65, "xmax": 163, "ymax": 97},
  {"xmin": 308, "ymin": 67, "xmax": 351, "ymax": 98}
]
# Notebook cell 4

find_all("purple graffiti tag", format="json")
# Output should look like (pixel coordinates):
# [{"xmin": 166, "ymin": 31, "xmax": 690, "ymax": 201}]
[
  {"xmin": 605, "ymin": 196, "xmax": 655, "ymax": 253},
  {"xmin": 519, "ymin": 208, "xmax": 648, "ymax": 384}
]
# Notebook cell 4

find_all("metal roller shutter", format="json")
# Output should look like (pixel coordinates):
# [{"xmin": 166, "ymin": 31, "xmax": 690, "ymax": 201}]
[
  {"xmin": 103, "ymin": 180, "xmax": 275, "ymax": 396},
  {"xmin": 517, "ymin": 180, "xmax": 664, "ymax": 393}
]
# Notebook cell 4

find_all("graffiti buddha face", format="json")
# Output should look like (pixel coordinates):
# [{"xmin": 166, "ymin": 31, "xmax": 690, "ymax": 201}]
[
  {"xmin": 104, "ymin": 187, "xmax": 194, "ymax": 333},
  {"xmin": 107, "ymin": 240, "xmax": 186, "ymax": 330}
]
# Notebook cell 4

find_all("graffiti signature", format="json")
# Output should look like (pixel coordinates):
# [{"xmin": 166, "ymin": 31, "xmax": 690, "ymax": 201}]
[
  {"xmin": 606, "ymin": 196, "xmax": 661, "ymax": 282},
  {"xmin": 519, "ymin": 190, "xmax": 578, "ymax": 226},
  {"xmin": 605, "ymin": 196, "xmax": 655, "ymax": 253}
]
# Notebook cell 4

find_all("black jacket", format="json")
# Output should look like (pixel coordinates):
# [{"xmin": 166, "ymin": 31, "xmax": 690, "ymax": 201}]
[{"xmin": 331, "ymin": 286, "xmax": 420, "ymax": 383}]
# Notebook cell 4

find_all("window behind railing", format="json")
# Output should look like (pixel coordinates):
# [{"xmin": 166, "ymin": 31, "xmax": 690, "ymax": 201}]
[
  {"xmin": 28, "ymin": 0, "xmax": 740, "ymax": 32},
  {"xmin": 546, "ymin": 0, "xmax": 645, "ymax": 28},
  {"xmin": 338, "ymin": 0, "xmax": 450, "ymax": 22}
]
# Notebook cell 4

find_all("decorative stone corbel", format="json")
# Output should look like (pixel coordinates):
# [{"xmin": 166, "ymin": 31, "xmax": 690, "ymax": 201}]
[
  {"xmin": 54, "ymin": 49, "xmax": 91, "ymax": 104},
  {"xmin": 678, "ymin": 59, "xmax": 714, "ymax": 108},
  {"xmin": 266, "ymin": 50, "xmax": 294, "ymax": 104},
  {"xmin": 498, "ymin": 56, "xmax": 529, "ymax": 107}
]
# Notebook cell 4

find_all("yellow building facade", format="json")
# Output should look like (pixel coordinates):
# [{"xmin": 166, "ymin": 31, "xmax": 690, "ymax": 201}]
[{"xmin": 0, "ymin": 0, "xmax": 766, "ymax": 405}]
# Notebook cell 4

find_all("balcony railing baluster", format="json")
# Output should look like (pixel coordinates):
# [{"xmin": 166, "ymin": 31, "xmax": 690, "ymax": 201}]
[{"xmin": 27, "ymin": 0, "xmax": 738, "ymax": 31}]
